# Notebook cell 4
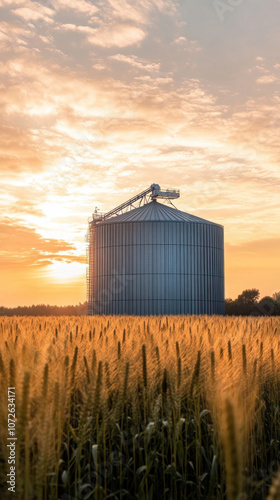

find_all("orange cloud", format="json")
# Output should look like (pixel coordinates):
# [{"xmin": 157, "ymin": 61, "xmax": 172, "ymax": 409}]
[
  {"xmin": 54, "ymin": 0, "xmax": 98, "ymax": 16},
  {"xmin": 256, "ymin": 74, "xmax": 277, "ymax": 84},
  {"xmin": 109, "ymin": 54, "xmax": 160, "ymax": 73},
  {"xmin": 12, "ymin": 3, "xmax": 55, "ymax": 22},
  {"xmin": 0, "ymin": 218, "xmax": 83, "ymax": 268},
  {"xmin": 88, "ymin": 24, "xmax": 146, "ymax": 48}
]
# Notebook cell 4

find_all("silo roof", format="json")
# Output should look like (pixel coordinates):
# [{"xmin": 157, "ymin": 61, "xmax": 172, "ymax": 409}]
[{"xmin": 100, "ymin": 201, "xmax": 222, "ymax": 226}]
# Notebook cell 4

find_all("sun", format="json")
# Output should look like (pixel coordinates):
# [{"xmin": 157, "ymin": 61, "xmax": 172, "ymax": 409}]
[{"xmin": 46, "ymin": 261, "xmax": 86, "ymax": 282}]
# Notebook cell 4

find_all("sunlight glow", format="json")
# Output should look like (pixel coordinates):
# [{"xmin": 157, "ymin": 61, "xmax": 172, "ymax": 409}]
[{"xmin": 46, "ymin": 261, "xmax": 86, "ymax": 282}]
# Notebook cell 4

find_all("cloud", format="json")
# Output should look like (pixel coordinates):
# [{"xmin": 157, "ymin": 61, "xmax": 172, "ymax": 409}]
[
  {"xmin": 256, "ymin": 74, "xmax": 277, "ymax": 84},
  {"xmin": 55, "ymin": 0, "xmax": 180, "ymax": 49},
  {"xmin": 58, "ymin": 22, "xmax": 146, "ymax": 48},
  {"xmin": 12, "ymin": 2, "xmax": 55, "ymax": 22},
  {"xmin": 0, "ymin": 20, "xmax": 34, "ymax": 50},
  {"xmin": 0, "ymin": 31, "xmax": 9, "ymax": 42},
  {"xmin": 6, "ymin": 200, "xmax": 44, "ymax": 217},
  {"xmin": 0, "ymin": 218, "xmax": 83, "ymax": 267},
  {"xmin": 104, "ymin": 0, "xmax": 151, "ymax": 24},
  {"xmin": 0, "ymin": 125, "xmax": 49, "ymax": 173},
  {"xmin": 250, "ymin": 59, "xmax": 279, "ymax": 85},
  {"xmin": 0, "ymin": 0, "xmax": 25, "ymax": 6},
  {"xmin": 109, "ymin": 54, "xmax": 160, "ymax": 73},
  {"xmin": 87, "ymin": 24, "xmax": 146, "ymax": 48},
  {"xmin": 54, "ymin": 0, "xmax": 98, "ymax": 17},
  {"xmin": 173, "ymin": 36, "xmax": 187, "ymax": 44},
  {"xmin": 98, "ymin": 0, "xmax": 178, "ymax": 26},
  {"xmin": 172, "ymin": 36, "xmax": 201, "ymax": 52}
]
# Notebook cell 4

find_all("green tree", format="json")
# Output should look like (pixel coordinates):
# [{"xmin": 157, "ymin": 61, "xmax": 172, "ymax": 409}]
[
  {"xmin": 257, "ymin": 296, "xmax": 279, "ymax": 316},
  {"xmin": 237, "ymin": 289, "xmax": 260, "ymax": 306},
  {"xmin": 234, "ymin": 289, "xmax": 260, "ymax": 315},
  {"xmin": 225, "ymin": 298, "xmax": 239, "ymax": 316}
]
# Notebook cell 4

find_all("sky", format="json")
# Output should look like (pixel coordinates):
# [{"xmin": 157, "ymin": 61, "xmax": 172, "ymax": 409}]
[{"xmin": 0, "ymin": 0, "xmax": 280, "ymax": 307}]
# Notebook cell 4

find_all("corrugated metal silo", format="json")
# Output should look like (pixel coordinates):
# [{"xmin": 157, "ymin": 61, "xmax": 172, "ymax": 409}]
[{"xmin": 87, "ymin": 194, "xmax": 224, "ymax": 315}]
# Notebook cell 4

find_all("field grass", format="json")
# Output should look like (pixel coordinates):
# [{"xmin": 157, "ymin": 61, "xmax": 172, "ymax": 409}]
[{"xmin": 0, "ymin": 315, "xmax": 280, "ymax": 500}]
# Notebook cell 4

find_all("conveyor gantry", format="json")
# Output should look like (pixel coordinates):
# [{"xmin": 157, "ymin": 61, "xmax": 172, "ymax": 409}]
[{"xmin": 90, "ymin": 184, "xmax": 180, "ymax": 223}]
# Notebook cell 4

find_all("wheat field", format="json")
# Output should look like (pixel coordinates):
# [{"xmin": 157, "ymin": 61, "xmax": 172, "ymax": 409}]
[{"xmin": 0, "ymin": 315, "xmax": 280, "ymax": 500}]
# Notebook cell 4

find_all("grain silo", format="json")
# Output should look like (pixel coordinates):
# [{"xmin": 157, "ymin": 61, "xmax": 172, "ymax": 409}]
[{"xmin": 87, "ymin": 184, "xmax": 224, "ymax": 315}]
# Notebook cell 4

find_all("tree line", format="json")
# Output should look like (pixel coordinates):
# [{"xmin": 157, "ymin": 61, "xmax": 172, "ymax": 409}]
[
  {"xmin": 0, "ymin": 302, "xmax": 88, "ymax": 316},
  {"xmin": 225, "ymin": 289, "xmax": 280, "ymax": 316},
  {"xmin": 0, "ymin": 291, "xmax": 279, "ymax": 316}
]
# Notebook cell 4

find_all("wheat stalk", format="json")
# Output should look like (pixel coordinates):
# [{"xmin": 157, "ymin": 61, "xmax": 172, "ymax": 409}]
[
  {"xmin": 222, "ymin": 398, "xmax": 242, "ymax": 500},
  {"xmin": 267, "ymin": 469, "xmax": 280, "ymax": 500}
]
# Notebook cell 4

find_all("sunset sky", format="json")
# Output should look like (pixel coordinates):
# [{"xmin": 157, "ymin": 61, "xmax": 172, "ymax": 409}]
[{"xmin": 1, "ymin": 0, "xmax": 280, "ymax": 307}]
